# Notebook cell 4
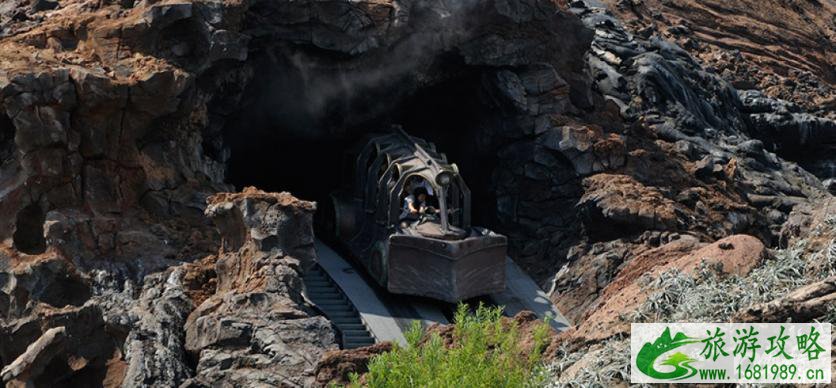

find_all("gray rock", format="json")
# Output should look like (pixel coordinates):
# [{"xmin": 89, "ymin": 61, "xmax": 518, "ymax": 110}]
[
  {"xmin": 122, "ymin": 270, "xmax": 195, "ymax": 388},
  {"xmin": 694, "ymin": 156, "xmax": 725, "ymax": 180},
  {"xmin": 29, "ymin": 0, "xmax": 57, "ymax": 12},
  {"xmin": 738, "ymin": 89, "xmax": 836, "ymax": 179}
]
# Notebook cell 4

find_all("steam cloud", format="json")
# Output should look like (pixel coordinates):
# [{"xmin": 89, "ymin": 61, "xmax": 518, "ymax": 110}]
[{"xmin": 244, "ymin": 0, "xmax": 488, "ymax": 140}]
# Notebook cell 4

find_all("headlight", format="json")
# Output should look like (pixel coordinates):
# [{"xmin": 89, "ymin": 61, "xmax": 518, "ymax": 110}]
[{"xmin": 436, "ymin": 172, "xmax": 453, "ymax": 186}]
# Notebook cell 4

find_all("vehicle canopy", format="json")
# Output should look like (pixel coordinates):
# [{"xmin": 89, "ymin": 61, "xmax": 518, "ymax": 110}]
[{"xmin": 355, "ymin": 127, "xmax": 471, "ymax": 232}]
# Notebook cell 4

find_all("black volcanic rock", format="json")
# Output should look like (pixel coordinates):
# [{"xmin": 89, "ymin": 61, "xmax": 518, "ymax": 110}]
[{"xmin": 0, "ymin": 0, "xmax": 833, "ymax": 386}]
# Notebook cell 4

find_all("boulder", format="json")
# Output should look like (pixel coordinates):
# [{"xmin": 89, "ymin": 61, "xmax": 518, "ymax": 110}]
[{"xmin": 671, "ymin": 234, "xmax": 767, "ymax": 276}]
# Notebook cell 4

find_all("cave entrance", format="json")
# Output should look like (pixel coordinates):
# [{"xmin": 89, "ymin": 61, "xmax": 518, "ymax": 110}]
[
  {"xmin": 13, "ymin": 203, "xmax": 47, "ymax": 255},
  {"xmin": 222, "ymin": 55, "xmax": 505, "ymax": 228},
  {"xmin": 392, "ymin": 71, "xmax": 502, "ymax": 227}
]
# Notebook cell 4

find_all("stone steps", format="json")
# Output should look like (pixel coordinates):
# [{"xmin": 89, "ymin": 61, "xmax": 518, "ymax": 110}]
[{"xmin": 303, "ymin": 265, "xmax": 376, "ymax": 350}]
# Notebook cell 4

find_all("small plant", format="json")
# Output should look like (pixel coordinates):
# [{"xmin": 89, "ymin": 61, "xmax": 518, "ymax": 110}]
[
  {"xmin": 630, "ymin": 268, "xmax": 695, "ymax": 322},
  {"xmin": 818, "ymin": 306, "xmax": 836, "ymax": 325},
  {"xmin": 352, "ymin": 303, "xmax": 550, "ymax": 387}
]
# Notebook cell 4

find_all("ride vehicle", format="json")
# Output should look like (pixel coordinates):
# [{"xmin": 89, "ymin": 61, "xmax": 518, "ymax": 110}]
[{"xmin": 321, "ymin": 127, "xmax": 507, "ymax": 302}]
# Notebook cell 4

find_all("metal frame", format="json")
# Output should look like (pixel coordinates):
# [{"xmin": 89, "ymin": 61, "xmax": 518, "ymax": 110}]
[
  {"xmin": 353, "ymin": 127, "xmax": 471, "ymax": 230},
  {"xmin": 332, "ymin": 126, "xmax": 505, "ymax": 302}
]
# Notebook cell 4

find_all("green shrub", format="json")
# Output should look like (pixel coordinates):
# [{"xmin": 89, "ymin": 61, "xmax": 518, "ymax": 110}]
[{"xmin": 353, "ymin": 303, "xmax": 550, "ymax": 388}]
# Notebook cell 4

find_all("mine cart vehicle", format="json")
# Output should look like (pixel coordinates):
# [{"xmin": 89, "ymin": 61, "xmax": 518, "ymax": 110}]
[{"xmin": 322, "ymin": 127, "xmax": 507, "ymax": 303}]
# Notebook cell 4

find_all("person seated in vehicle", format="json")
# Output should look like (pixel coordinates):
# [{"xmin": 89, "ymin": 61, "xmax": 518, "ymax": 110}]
[
  {"xmin": 405, "ymin": 176, "xmax": 434, "ymax": 198},
  {"xmin": 400, "ymin": 187, "xmax": 436, "ymax": 227}
]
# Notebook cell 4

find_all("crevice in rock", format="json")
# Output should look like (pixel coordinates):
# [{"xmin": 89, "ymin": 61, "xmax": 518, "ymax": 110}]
[
  {"xmin": 13, "ymin": 203, "xmax": 47, "ymax": 254},
  {"xmin": 0, "ymin": 112, "xmax": 14, "ymax": 164},
  {"xmin": 34, "ymin": 271, "xmax": 92, "ymax": 308}
]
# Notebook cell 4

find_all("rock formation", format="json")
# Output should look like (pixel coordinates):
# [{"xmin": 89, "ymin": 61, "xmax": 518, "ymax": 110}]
[
  {"xmin": 183, "ymin": 187, "xmax": 336, "ymax": 387},
  {"xmin": 0, "ymin": 0, "xmax": 833, "ymax": 386},
  {"xmin": 588, "ymin": 0, "xmax": 836, "ymax": 181},
  {"xmin": 593, "ymin": 0, "xmax": 835, "ymax": 116}
]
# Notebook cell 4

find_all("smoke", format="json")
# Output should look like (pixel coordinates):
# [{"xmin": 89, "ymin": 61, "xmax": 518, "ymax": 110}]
[{"xmin": 243, "ymin": 0, "xmax": 491, "ymax": 139}]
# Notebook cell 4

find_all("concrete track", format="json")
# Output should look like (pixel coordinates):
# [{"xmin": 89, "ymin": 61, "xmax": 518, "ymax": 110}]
[{"xmin": 306, "ymin": 239, "xmax": 570, "ymax": 348}]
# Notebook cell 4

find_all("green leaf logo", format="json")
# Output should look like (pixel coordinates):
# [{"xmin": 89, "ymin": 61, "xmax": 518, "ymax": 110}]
[{"xmin": 636, "ymin": 327, "xmax": 701, "ymax": 380}]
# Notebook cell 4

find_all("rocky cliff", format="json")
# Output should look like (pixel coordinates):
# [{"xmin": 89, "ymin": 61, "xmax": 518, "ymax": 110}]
[
  {"xmin": 594, "ymin": 0, "xmax": 835, "ymax": 114},
  {"xmin": 590, "ymin": 0, "xmax": 836, "ymax": 178},
  {"xmin": 0, "ymin": 0, "xmax": 833, "ymax": 386},
  {"xmin": 1, "ymin": 184, "xmax": 334, "ymax": 386}
]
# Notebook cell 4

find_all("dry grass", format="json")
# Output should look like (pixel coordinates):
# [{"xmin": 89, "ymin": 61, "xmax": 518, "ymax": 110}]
[
  {"xmin": 545, "ymin": 222, "xmax": 836, "ymax": 385},
  {"xmin": 629, "ymin": 239, "xmax": 829, "ymax": 323},
  {"xmin": 544, "ymin": 337, "xmax": 637, "ymax": 388}
]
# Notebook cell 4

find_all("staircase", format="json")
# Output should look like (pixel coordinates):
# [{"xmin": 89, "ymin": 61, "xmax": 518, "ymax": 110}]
[{"xmin": 303, "ymin": 265, "xmax": 376, "ymax": 349}]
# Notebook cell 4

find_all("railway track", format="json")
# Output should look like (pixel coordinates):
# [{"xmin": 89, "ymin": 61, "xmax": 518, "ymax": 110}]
[{"xmin": 303, "ymin": 239, "xmax": 570, "ymax": 349}]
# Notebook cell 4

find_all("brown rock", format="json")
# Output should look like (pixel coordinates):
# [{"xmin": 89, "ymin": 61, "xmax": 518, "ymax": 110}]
[
  {"xmin": 579, "ymin": 174, "xmax": 680, "ymax": 237},
  {"xmin": 594, "ymin": 0, "xmax": 836, "ymax": 113},
  {"xmin": 673, "ymin": 234, "xmax": 766, "ymax": 276},
  {"xmin": 314, "ymin": 342, "xmax": 393, "ymax": 387},
  {"xmin": 573, "ymin": 234, "xmax": 767, "ymax": 341},
  {"xmin": 181, "ymin": 255, "xmax": 218, "ymax": 307},
  {"xmin": 183, "ymin": 187, "xmax": 337, "ymax": 387},
  {"xmin": 205, "ymin": 186, "xmax": 317, "ymax": 270}
]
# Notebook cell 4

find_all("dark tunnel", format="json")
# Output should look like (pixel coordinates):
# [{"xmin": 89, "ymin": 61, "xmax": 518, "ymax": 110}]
[{"xmin": 222, "ymin": 54, "xmax": 507, "ymax": 229}]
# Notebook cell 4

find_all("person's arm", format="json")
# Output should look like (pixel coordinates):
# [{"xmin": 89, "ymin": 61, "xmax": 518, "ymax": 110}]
[{"xmin": 406, "ymin": 197, "xmax": 419, "ymax": 214}]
